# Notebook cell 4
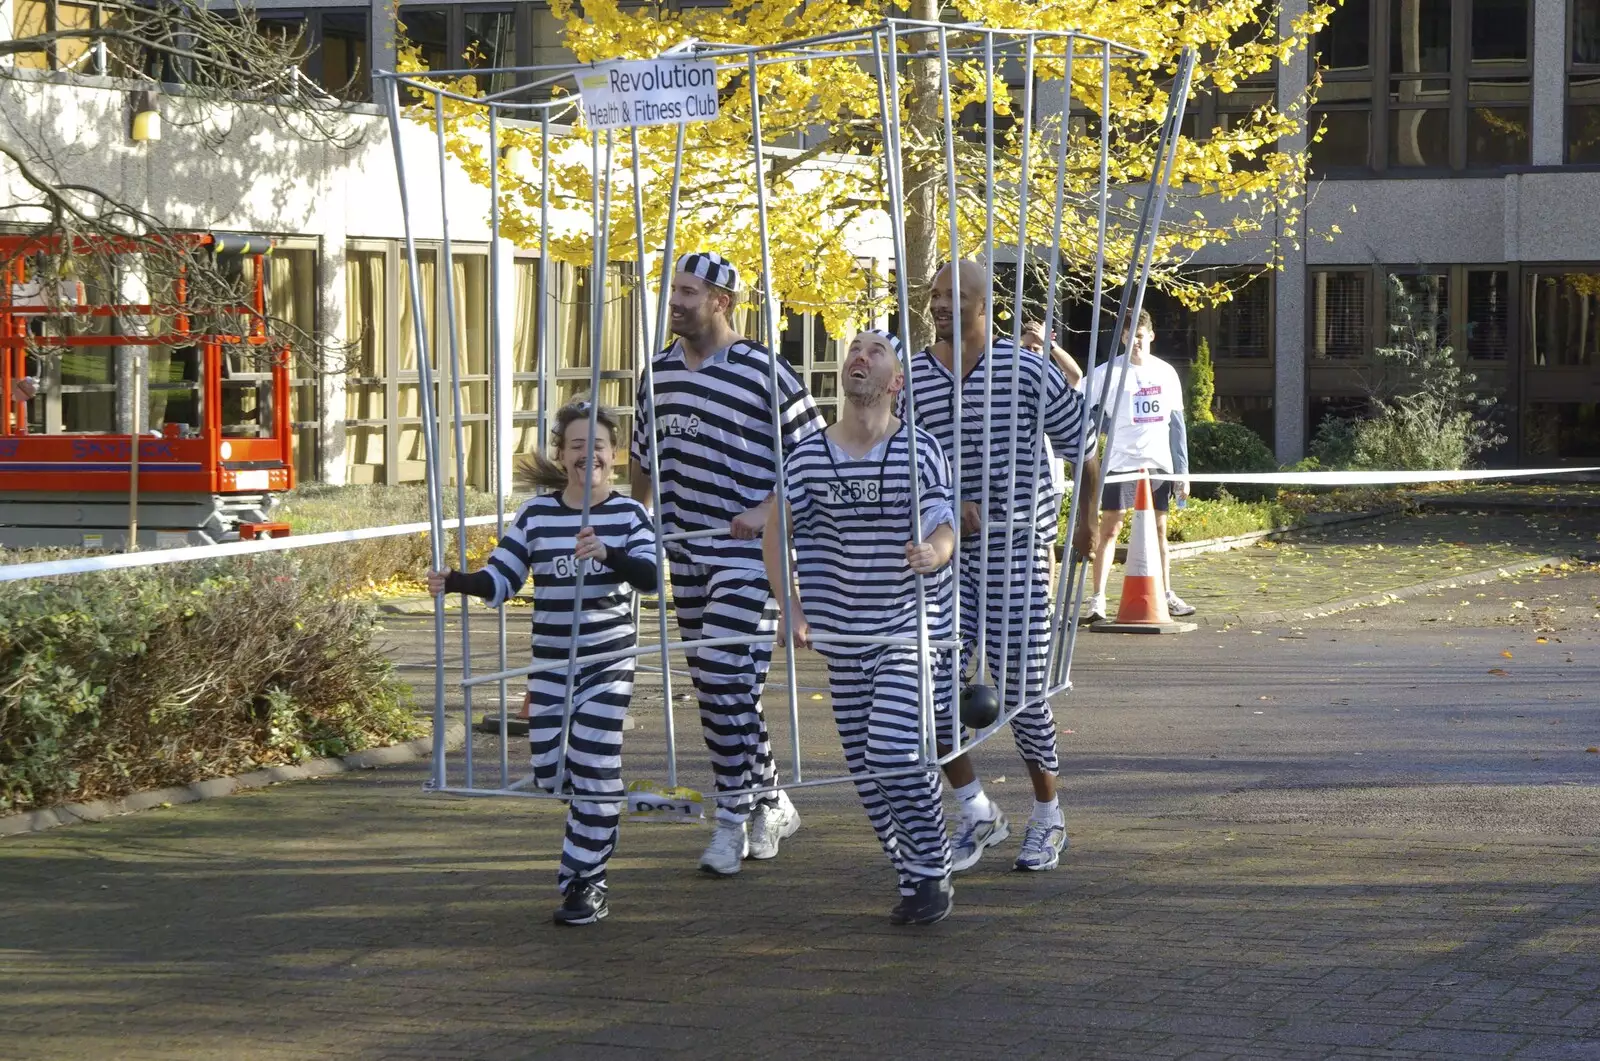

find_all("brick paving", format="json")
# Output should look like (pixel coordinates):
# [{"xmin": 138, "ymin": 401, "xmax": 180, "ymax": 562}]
[{"xmin": 3, "ymin": 515, "xmax": 1599, "ymax": 1060}]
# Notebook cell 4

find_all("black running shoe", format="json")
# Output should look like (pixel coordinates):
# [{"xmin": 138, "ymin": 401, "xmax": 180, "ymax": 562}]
[
  {"xmin": 552, "ymin": 881, "xmax": 608, "ymax": 926},
  {"xmin": 888, "ymin": 892, "xmax": 912, "ymax": 925},
  {"xmin": 894, "ymin": 875, "xmax": 953, "ymax": 926}
]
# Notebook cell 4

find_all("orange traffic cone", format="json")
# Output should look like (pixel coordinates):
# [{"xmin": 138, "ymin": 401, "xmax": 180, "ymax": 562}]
[{"xmin": 1091, "ymin": 470, "xmax": 1196, "ymax": 634}]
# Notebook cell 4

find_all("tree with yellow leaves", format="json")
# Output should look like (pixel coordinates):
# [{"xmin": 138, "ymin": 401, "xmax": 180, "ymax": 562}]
[{"xmin": 403, "ymin": 0, "xmax": 1331, "ymax": 347}]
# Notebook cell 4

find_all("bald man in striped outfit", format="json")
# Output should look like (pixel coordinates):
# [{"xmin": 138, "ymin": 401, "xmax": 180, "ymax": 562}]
[
  {"xmin": 766, "ymin": 328, "xmax": 957, "ymax": 924},
  {"xmin": 906, "ymin": 260, "xmax": 1100, "ymax": 874},
  {"xmin": 631, "ymin": 251, "xmax": 825, "ymax": 877}
]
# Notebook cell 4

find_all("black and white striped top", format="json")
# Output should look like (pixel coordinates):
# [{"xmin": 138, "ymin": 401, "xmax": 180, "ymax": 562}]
[
  {"xmin": 782, "ymin": 423, "xmax": 955, "ymax": 653},
  {"xmin": 905, "ymin": 339, "xmax": 1088, "ymax": 539},
  {"xmin": 633, "ymin": 338, "xmax": 825, "ymax": 569},
  {"xmin": 482, "ymin": 493, "xmax": 658, "ymax": 661}
]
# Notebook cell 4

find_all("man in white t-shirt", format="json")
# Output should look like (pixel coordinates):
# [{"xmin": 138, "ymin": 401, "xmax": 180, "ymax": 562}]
[{"xmin": 1078, "ymin": 309, "xmax": 1194, "ymax": 621}]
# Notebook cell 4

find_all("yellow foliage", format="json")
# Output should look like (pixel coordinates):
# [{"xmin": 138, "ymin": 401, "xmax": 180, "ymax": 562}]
[{"xmin": 399, "ymin": 0, "xmax": 1332, "ymax": 336}]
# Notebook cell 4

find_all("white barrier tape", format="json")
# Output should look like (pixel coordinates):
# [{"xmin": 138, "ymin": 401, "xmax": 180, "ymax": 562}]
[
  {"xmin": 0, "ymin": 514, "xmax": 501, "ymax": 583},
  {"xmin": 1101, "ymin": 466, "xmax": 1600, "ymax": 486}
]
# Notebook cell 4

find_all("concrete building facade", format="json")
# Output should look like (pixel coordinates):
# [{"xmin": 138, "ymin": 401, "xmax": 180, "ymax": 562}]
[{"xmin": 2, "ymin": 0, "xmax": 1597, "ymax": 489}]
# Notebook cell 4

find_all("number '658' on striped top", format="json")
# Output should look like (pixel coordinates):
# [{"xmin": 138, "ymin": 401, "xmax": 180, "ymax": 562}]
[{"xmin": 782, "ymin": 423, "xmax": 956, "ymax": 653}]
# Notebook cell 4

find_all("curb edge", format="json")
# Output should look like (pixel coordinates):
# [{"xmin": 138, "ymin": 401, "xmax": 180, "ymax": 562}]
[{"xmin": 0, "ymin": 720, "xmax": 468, "ymax": 839}]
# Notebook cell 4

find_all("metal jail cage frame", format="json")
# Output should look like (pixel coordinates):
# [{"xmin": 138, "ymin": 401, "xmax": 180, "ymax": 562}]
[{"xmin": 376, "ymin": 21, "xmax": 1195, "ymax": 804}]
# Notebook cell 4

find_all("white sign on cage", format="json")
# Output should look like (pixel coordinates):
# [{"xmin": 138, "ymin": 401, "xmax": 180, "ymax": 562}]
[{"xmin": 577, "ymin": 58, "xmax": 721, "ymax": 130}]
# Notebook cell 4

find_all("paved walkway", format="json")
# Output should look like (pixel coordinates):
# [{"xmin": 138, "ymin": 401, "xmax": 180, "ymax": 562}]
[
  {"xmin": 1128, "ymin": 511, "xmax": 1599, "ymax": 626},
  {"xmin": 4, "ymin": 515, "xmax": 1599, "ymax": 1059}
]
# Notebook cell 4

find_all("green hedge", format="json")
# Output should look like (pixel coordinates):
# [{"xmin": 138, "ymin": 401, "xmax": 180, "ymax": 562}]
[
  {"xmin": 0, "ymin": 553, "xmax": 417, "ymax": 814},
  {"xmin": 1187, "ymin": 421, "xmax": 1280, "ymax": 502},
  {"xmin": 278, "ymin": 484, "xmax": 501, "ymax": 593}
]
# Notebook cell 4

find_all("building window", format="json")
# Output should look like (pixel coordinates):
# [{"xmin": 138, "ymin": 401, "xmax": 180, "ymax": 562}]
[
  {"xmin": 1386, "ymin": 270, "xmax": 1451, "ymax": 351},
  {"xmin": 253, "ymin": 9, "xmax": 370, "ymax": 101},
  {"xmin": 400, "ymin": 5, "xmax": 534, "ymax": 100},
  {"xmin": 1523, "ymin": 270, "xmax": 1600, "ymax": 459},
  {"xmin": 341, "ymin": 241, "xmax": 494, "ymax": 488},
  {"xmin": 1311, "ymin": 0, "xmax": 1530, "ymax": 174},
  {"xmin": 1569, "ymin": 0, "xmax": 1600, "ymax": 160},
  {"xmin": 262, "ymin": 247, "xmax": 321, "ymax": 483},
  {"xmin": 10, "ymin": 0, "xmax": 111, "ymax": 73},
  {"xmin": 1465, "ymin": 269, "xmax": 1511, "ymax": 360},
  {"xmin": 345, "ymin": 248, "xmax": 389, "ymax": 485},
  {"xmin": 1312, "ymin": 270, "xmax": 1372, "ymax": 359},
  {"xmin": 781, "ymin": 313, "xmax": 844, "ymax": 424},
  {"xmin": 1525, "ymin": 271, "xmax": 1600, "ymax": 366}
]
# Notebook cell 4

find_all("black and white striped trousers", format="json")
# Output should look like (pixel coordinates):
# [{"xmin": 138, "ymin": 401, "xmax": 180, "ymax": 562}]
[
  {"xmin": 670, "ymin": 562, "xmax": 779, "ymax": 823},
  {"xmin": 959, "ymin": 530, "xmax": 1060, "ymax": 774},
  {"xmin": 528, "ymin": 655, "xmax": 633, "ymax": 892},
  {"xmin": 824, "ymin": 646, "xmax": 952, "ymax": 895}
]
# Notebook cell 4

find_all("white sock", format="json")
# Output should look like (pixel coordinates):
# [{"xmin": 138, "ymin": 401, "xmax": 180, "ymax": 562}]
[
  {"xmin": 953, "ymin": 780, "xmax": 995, "ymax": 821},
  {"xmin": 1032, "ymin": 798, "xmax": 1062, "ymax": 825}
]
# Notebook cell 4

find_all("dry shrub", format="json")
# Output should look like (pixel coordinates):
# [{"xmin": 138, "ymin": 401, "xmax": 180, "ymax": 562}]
[{"xmin": 0, "ymin": 552, "xmax": 417, "ymax": 814}]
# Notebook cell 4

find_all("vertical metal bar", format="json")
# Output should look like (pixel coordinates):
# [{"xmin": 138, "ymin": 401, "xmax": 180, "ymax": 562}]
[
  {"xmin": 488, "ymin": 103, "xmax": 510, "ymax": 789},
  {"xmin": 386, "ymin": 79, "xmax": 449, "ymax": 791},
  {"xmin": 1096, "ymin": 50, "xmax": 1196, "ymax": 532},
  {"xmin": 747, "ymin": 50, "xmax": 806, "ymax": 784},
  {"xmin": 936, "ymin": 26, "xmax": 965, "ymax": 758},
  {"xmin": 1013, "ymin": 38, "xmax": 1073, "ymax": 716},
  {"xmin": 642, "ymin": 126, "xmax": 685, "ymax": 788},
  {"xmin": 874, "ymin": 25, "xmax": 934, "ymax": 765},
  {"xmin": 653, "ymin": 125, "xmax": 687, "ymax": 352},
  {"xmin": 996, "ymin": 34, "xmax": 1037, "ymax": 713},
  {"xmin": 1054, "ymin": 41, "xmax": 1116, "ymax": 684},
  {"xmin": 556, "ymin": 129, "xmax": 614, "ymax": 795},
  {"xmin": 976, "ymin": 31, "xmax": 998, "ymax": 692},
  {"xmin": 437, "ymin": 93, "xmax": 476, "ymax": 791},
  {"xmin": 537, "ymin": 112, "xmax": 552, "ymax": 447},
  {"xmin": 630, "ymin": 124, "xmax": 679, "ymax": 790}
]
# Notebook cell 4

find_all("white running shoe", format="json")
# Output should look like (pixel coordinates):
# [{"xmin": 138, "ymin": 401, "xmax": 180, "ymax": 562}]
[
  {"xmin": 1166, "ymin": 590, "xmax": 1197, "ymax": 617},
  {"xmin": 699, "ymin": 820, "xmax": 749, "ymax": 876},
  {"xmin": 1082, "ymin": 594, "xmax": 1108, "ymax": 625},
  {"xmin": 950, "ymin": 809, "xmax": 1011, "ymax": 873},
  {"xmin": 748, "ymin": 790, "xmax": 801, "ymax": 860},
  {"xmin": 1013, "ymin": 817, "xmax": 1067, "ymax": 872}
]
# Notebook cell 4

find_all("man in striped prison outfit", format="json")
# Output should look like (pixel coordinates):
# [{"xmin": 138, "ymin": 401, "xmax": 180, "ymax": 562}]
[
  {"xmin": 765, "ymin": 328, "xmax": 958, "ymax": 924},
  {"xmin": 906, "ymin": 260, "xmax": 1101, "ymax": 875},
  {"xmin": 631, "ymin": 251, "xmax": 825, "ymax": 877}
]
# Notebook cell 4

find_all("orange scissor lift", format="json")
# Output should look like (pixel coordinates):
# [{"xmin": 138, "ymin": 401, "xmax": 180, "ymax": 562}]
[{"xmin": 0, "ymin": 233, "xmax": 296, "ymax": 549}]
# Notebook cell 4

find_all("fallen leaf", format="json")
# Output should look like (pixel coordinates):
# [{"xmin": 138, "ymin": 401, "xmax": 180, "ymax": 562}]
[
  {"xmin": 1587, "ymin": 747, "xmax": 1599, "ymax": 754},
  {"xmin": 810, "ymin": 693, "xmax": 824, "ymax": 700},
  {"xmin": 1488, "ymin": 668, "xmax": 1510, "ymax": 677},
  {"xmin": 1502, "ymin": 650, "xmax": 1514, "ymax": 659},
  {"xmin": 1536, "ymin": 637, "xmax": 1548, "ymax": 644}
]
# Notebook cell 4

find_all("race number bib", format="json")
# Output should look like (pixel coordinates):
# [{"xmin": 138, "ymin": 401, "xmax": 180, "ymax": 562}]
[
  {"xmin": 1131, "ymin": 384, "xmax": 1166, "ymax": 425},
  {"xmin": 826, "ymin": 478, "xmax": 882, "ymax": 505},
  {"xmin": 551, "ymin": 554, "xmax": 606, "ymax": 579}
]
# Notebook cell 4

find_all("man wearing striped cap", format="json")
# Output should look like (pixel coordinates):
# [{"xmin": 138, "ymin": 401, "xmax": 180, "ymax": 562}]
[
  {"xmin": 631, "ymin": 251, "xmax": 825, "ymax": 877},
  {"xmin": 905, "ymin": 260, "xmax": 1100, "ymax": 875}
]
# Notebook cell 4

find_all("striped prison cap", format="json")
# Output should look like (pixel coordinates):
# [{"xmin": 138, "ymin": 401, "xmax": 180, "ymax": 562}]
[
  {"xmin": 676, "ymin": 251, "xmax": 739, "ymax": 292},
  {"xmin": 857, "ymin": 327, "xmax": 905, "ymax": 359}
]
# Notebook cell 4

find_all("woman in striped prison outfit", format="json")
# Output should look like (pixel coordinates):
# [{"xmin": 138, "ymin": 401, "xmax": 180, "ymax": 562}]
[
  {"xmin": 631, "ymin": 251, "xmax": 825, "ymax": 877},
  {"xmin": 906, "ymin": 261, "xmax": 1101, "ymax": 876},
  {"xmin": 429, "ymin": 400, "xmax": 658, "ymax": 927},
  {"xmin": 765, "ymin": 329, "xmax": 958, "ymax": 925}
]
